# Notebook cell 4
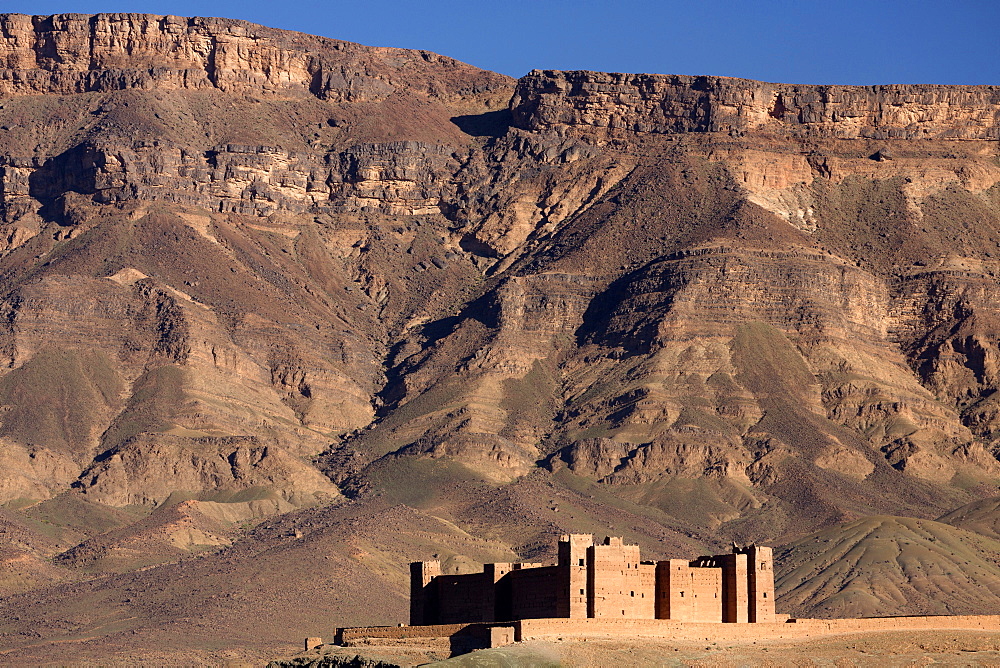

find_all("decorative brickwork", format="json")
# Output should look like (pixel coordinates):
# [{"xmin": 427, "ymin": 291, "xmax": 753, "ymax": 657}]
[{"xmin": 409, "ymin": 535, "xmax": 777, "ymax": 625}]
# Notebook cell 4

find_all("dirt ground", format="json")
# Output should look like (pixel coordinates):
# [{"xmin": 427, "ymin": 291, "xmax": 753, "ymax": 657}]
[
  {"xmin": 445, "ymin": 631, "xmax": 1000, "ymax": 667},
  {"xmin": 294, "ymin": 629, "xmax": 1000, "ymax": 667}
]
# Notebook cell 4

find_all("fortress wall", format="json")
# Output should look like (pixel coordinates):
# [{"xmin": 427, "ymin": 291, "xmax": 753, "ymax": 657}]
[
  {"xmin": 517, "ymin": 617, "xmax": 693, "ymax": 641},
  {"xmin": 412, "ymin": 538, "xmax": 777, "ymax": 627},
  {"xmin": 656, "ymin": 559, "xmax": 723, "ymax": 622},
  {"xmin": 658, "ymin": 559, "xmax": 694, "ymax": 620},
  {"xmin": 508, "ymin": 565, "xmax": 561, "ymax": 620},
  {"xmin": 434, "ymin": 572, "xmax": 494, "ymax": 624},
  {"xmin": 791, "ymin": 615, "xmax": 1000, "ymax": 633},
  {"xmin": 338, "ymin": 615, "xmax": 1000, "ymax": 647},
  {"xmin": 336, "ymin": 623, "xmax": 475, "ymax": 644},
  {"xmin": 489, "ymin": 563, "xmax": 514, "ymax": 622},
  {"xmin": 689, "ymin": 565, "xmax": 723, "ymax": 622},
  {"xmin": 637, "ymin": 563, "xmax": 657, "ymax": 618},
  {"xmin": 514, "ymin": 615, "xmax": 1000, "ymax": 642},
  {"xmin": 656, "ymin": 560, "xmax": 681, "ymax": 619}
]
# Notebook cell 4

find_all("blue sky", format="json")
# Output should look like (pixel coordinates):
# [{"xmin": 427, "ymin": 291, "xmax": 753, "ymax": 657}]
[{"xmin": 3, "ymin": 0, "xmax": 998, "ymax": 85}]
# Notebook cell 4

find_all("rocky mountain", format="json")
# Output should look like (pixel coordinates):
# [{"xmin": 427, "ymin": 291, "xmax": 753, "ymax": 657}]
[{"xmin": 0, "ymin": 12, "xmax": 998, "ymax": 662}]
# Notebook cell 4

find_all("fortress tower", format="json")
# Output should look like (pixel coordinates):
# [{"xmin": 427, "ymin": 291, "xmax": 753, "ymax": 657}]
[
  {"xmin": 409, "ymin": 560, "xmax": 441, "ymax": 626},
  {"xmin": 556, "ymin": 533, "xmax": 592, "ymax": 618},
  {"xmin": 744, "ymin": 545, "xmax": 775, "ymax": 622},
  {"xmin": 587, "ymin": 537, "xmax": 655, "ymax": 618},
  {"xmin": 721, "ymin": 551, "xmax": 749, "ymax": 623}
]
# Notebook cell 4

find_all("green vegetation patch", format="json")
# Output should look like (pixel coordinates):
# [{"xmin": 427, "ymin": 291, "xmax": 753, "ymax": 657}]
[
  {"xmin": 0, "ymin": 347, "xmax": 124, "ymax": 459},
  {"xmin": 618, "ymin": 476, "xmax": 759, "ymax": 529},
  {"xmin": 364, "ymin": 456, "xmax": 490, "ymax": 509},
  {"xmin": 673, "ymin": 404, "xmax": 736, "ymax": 433},
  {"xmin": 730, "ymin": 322, "xmax": 815, "ymax": 404},
  {"xmin": 550, "ymin": 468, "xmax": 705, "ymax": 543},
  {"xmin": 21, "ymin": 492, "xmax": 143, "ymax": 536},
  {"xmin": 99, "ymin": 364, "xmax": 186, "ymax": 450},
  {"xmin": 354, "ymin": 380, "xmax": 466, "ymax": 459},
  {"xmin": 500, "ymin": 359, "xmax": 558, "ymax": 432}
]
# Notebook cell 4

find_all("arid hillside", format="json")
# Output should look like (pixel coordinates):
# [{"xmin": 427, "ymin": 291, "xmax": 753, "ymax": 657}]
[{"xmin": 0, "ymin": 12, "xmax": 998, "ymax": 663}]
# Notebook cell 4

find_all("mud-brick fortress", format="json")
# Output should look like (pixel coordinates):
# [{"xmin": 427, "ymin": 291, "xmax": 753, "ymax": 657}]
[{"xmin": 410, "ymin": 534, "xmax": 775, "ymax": 625}]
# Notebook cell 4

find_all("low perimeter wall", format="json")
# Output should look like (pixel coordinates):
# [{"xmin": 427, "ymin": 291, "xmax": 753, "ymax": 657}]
[
  {"xmin": 336, "ymin": 622, "xmax": 522, "ymax": 651},
  {"xmin": 515, "ymin": 615, "xmax": 1000, "ymax": 642},
  {"xmin": 336, "ymin": 615, "xmax": 1000, "ymax": 647},
  {"xmin": 336, "ymin": 623, "xmax": 475, "ymax": 644}
]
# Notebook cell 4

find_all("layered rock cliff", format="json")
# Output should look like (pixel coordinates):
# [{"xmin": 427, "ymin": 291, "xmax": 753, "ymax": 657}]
[
  {"xmin": 0, "ymin": 13, "xmax": 506, "ymax": 101},
  {"xmin": 512, "ymin": 70, "xmax": 1000, "ymax": 140}
]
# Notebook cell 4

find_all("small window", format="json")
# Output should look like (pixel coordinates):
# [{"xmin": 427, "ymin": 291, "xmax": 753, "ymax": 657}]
[
  {"xmin": 763, "ymin": 592, "xmax": 768, "ymax": 598},
  {"xmin": 630, "ymin": 591, "xmax": 635, "ymax": 597},
  {"xmin": 680, "ymin": 591, "xmax": 685, "ymax": 597},
  {"xmin": 580, "ymin": 589, "xmax": 585, "ymax": 595},
  {"xmin": 714, "ymin": 593, "xmax": 718, "ymax": 598},
  {"xmin": 579, "ymin": 559, "xmax": 585, "ymax": 566}
]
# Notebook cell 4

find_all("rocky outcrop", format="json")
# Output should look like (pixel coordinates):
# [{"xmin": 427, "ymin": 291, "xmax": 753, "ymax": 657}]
[
  {"xmin": 512, "ymin": 70, "xmax": 1000, "ymax": 140},
  {"xmin": 74, "ymin": 434, "xmax": 340, "ymax": 506},
  {"xmin": 0, "ymin": 139, "xmax": 469, "ymax": 222},
  {"xmin": 540, "ymin": 245, "xmax": 991, "ymax": 491},
  {"xmin": 0, "ymin": 13, "xmax": 509, "ymax": 102},
  {"xmin": 0, "ymin": 13, "xmax": 514, "ymax": 235}
]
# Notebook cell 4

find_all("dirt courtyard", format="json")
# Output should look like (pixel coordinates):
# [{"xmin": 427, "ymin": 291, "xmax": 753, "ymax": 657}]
[
  {"xmin": 293, "ymin": 628, "xmax": 1000, "ymax": 666},
  {"xmin": 438, "ymin": 630, "xmax": 1000, "ymax": 666}
]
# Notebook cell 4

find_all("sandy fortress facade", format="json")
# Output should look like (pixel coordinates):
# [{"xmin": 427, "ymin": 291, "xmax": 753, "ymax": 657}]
[{"xmin": 410, "ymin": 534, "xmax": 776, "ymax": 625}]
